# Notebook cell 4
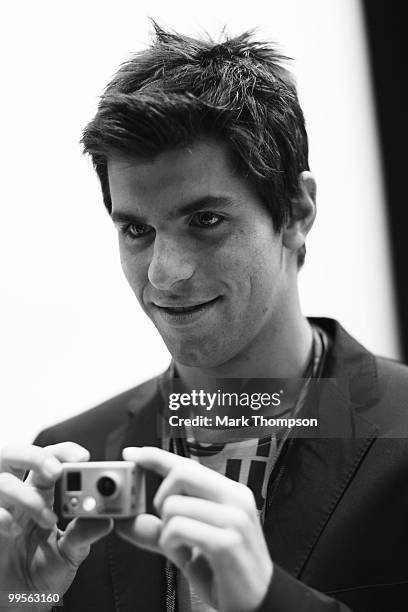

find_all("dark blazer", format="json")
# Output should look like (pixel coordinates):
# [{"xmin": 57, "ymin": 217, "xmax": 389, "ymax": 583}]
[{"xmin": 34, "ymin": 318, "xmax": 408, "ymax": 612}]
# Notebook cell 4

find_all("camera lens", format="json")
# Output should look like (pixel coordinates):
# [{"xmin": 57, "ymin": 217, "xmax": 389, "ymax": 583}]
[{"xmin": 97, "ymin": 476, "xmax": 117, "ymax": 497}]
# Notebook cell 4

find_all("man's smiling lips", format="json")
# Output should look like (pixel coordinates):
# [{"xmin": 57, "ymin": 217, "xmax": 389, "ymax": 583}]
[{"xmin": 151, "ymin": 297, "xmax": 221, "ymax": 324}]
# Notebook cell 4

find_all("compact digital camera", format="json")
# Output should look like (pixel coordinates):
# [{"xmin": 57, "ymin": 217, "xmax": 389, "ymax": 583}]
[{"xmin": 60, "ymin": 461, "xmax": 145, "ymax": 518}]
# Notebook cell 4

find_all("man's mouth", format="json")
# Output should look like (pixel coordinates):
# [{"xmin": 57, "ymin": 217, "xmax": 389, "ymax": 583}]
[
  {"xmin": 155, "ymin": 297, "xmax": 220, "ymax": 314},
  {"xmin": 152, "ymin": 297, "xmax": 221, "ymax": 323}
]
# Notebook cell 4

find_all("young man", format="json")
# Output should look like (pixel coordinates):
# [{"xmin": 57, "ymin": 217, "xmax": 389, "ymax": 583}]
[{"xmin": 1, "ymin": 24, "xmax": 408, "ymax": 612}]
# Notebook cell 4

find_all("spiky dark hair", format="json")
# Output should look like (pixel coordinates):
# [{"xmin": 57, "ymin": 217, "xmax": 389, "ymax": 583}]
[{"xmin": 81, "ymin": 22, "xmax": 309, "ymax": 261}]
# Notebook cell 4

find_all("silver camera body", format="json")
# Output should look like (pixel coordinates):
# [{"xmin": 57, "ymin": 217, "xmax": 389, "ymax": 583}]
[{"xmin": 60, "ymin": 461, "xmax": 145, "ymax": 518}]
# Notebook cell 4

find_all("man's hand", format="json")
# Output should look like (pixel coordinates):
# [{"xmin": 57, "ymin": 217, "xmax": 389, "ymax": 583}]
[
  {"xmin": 115, "ymin": 446, "xmax": 273, "ymax": 612},
  {"xmin": 0, "ymin": 443, "xmax": 113, "ymax": 606}
]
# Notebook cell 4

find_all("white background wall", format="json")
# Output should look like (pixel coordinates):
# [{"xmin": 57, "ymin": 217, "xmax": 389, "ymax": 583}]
[{"xmin": 0, "ymin": 0, "xmax": 399, "ymax": 445}]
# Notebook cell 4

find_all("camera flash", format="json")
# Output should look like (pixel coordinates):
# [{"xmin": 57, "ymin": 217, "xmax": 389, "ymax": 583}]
[{"xmin": 82, "ymin": 496, "xmax": 97, "ymax": 512}]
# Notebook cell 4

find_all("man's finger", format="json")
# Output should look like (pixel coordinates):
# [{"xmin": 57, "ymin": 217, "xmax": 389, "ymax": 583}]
[
  {"xmin": 0, "ymin": 445, "xmax": 62, "ymax": 481},
  {"xmin": 115, "ymin": 513, "xmax": 162, "ymax": 553},
  {"xmin": 0, "ymin": 506, "xmax": 20, "ymax": 537},
  {"xmin": 161, "ymin": 495, "xmax": 253, "ymax": 536},
  {"xmin": 122, "ymin": 446, "xmax": 184, "ymax": 477},
  {"xmin": 27, "ymin": 442, "xmax": 90, "ymax": 489},
  {"xmin": 58, "ymin": 517, "xmax": 113, "ymax": 566},
  {"xmin": 115, "ymin": 514, "xmax": 191, "ymax": 568},
  {"xmin": 153, "ymin": 464, "xmax": 249, "ymax": 515},
  {"xmin": 0, "ymin": 443, "xmax": 90, "ymax": 491},
  {"xmin": 123, "ymin": 447, "xmax": 243, "ymax": 513},
  {"xmin": 115, "ymin": 513, "xmax": 193, "ymax": 571},
  {"xmin": 159, "ymin": 515, "xmax": 240, "ymax": 566},
  {"xmin": 0, "ymin": 473, "xmax": 57, "ymax": 529}
]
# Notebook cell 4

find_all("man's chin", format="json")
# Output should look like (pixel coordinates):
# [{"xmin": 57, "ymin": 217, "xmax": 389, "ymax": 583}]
[
  {"xmin": 163, "ymin": 337, "xmax": 227, "ymax": 369},
  {"xmin": 167, "ymin": 346, "xmax": 214, "ymax": 368}
]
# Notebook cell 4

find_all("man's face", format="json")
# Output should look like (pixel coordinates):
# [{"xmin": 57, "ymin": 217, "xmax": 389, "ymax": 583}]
[{"xmin": 108, "ymin": 140, "xmax": 291, "ymax": 368}]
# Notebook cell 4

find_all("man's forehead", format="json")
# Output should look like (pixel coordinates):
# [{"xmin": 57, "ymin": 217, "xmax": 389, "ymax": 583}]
[
  {"xmin": 107, "ymin": 140, "xmax": 245, "ymax": 216},
  {"xmin": 107, "ymin": 139, "xmax": 234, "ymax": 180}
]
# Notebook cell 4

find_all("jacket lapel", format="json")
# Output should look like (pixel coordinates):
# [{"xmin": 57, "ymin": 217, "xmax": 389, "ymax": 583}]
[
  {"xmin": 263, "ymin": 381, "xmax": 378, "ymax": 577},
  {"xmin": 263, "ymin": 318, "xmax": 380, "ymax": 578},
  {"xmin": 104, "ymin": 378, "xmax": 167, "ymax": 612}
]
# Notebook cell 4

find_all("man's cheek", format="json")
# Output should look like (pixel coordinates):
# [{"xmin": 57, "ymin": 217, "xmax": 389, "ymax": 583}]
[
  {"xmin": 120, "ymin": 255, "xmax": 146, "ymax": 299},
  {"xmin": 120, "ymin": 259, "xmax": 135, "ymax": 289}
]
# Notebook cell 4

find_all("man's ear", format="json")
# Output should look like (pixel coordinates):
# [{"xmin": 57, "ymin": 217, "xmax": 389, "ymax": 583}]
[{"xmin": 282, "ymin": 171, "xmax": 317, "ymax": 252}]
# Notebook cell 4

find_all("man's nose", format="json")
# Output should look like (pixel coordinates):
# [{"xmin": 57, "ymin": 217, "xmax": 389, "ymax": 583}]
[{"xmin": 147, "ymin": 235, "xmax": 194, "ymax": 290}]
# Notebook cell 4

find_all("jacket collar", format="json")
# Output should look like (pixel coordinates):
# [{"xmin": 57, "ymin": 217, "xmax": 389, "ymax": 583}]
[{"xmin": 310, "ymin": 316, "xmax": 379, "ymax": 408}]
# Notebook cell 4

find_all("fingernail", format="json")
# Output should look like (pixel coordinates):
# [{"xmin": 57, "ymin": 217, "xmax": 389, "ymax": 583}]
[
  {"xmin": 43, "ymin": 457, "xmax": 61, "ymax": 479},
  {"xmin": 40, "ymin": 508, "xmax": 57, "ymax": 528},
  {"xmin": 123, "ymin": 447, "xmax": 141, "ymax": 458}
]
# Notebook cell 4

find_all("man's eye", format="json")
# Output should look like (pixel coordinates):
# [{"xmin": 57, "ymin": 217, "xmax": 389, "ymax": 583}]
[
  {"xmin": 191, "ymin": 211, "xmax": 224, "ymax": 228},
  {"xmin": 122, "ymin": 223, "xmax": 153, "ymax": 239}
]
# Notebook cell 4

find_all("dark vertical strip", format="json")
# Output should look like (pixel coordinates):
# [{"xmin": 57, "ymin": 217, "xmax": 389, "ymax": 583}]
[
  {"xmin": 257, "ymin": 437, "xmax": 271, "ymax": 457},
  {"xmin": 225, "ymin": 458, "xmax": 241, "ymax": 481},
  {"xmin": 248, "ymin": 461, "xmax": 267, "ymax": 511},
  {"xmin": 362, "ymin": 0, "xmax": 408, "ymax": 362}
]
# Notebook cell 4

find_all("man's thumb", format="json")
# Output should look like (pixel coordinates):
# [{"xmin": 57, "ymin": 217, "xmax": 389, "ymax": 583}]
[{"xmin": 58, "ymin": 517, "xmax": 113, "ymax": 566}]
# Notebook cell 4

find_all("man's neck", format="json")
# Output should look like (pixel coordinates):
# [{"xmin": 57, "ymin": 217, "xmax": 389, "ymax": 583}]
[{"xmin": 174, "ymin": 313, "xmax": 313, "ymax": 390}]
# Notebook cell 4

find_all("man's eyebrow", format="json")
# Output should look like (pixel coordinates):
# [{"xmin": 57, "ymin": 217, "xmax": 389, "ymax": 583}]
[
  {"xmin": 111, "ymin": 211, "xmax": 145, "ymax": 225},
  {"xmin": 111, "ymin": 196, "xmax": 236, "ymax": 224},
  {"xmin": 175, "ymin": 196, "xmax": 236, "ymax": 217}
]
